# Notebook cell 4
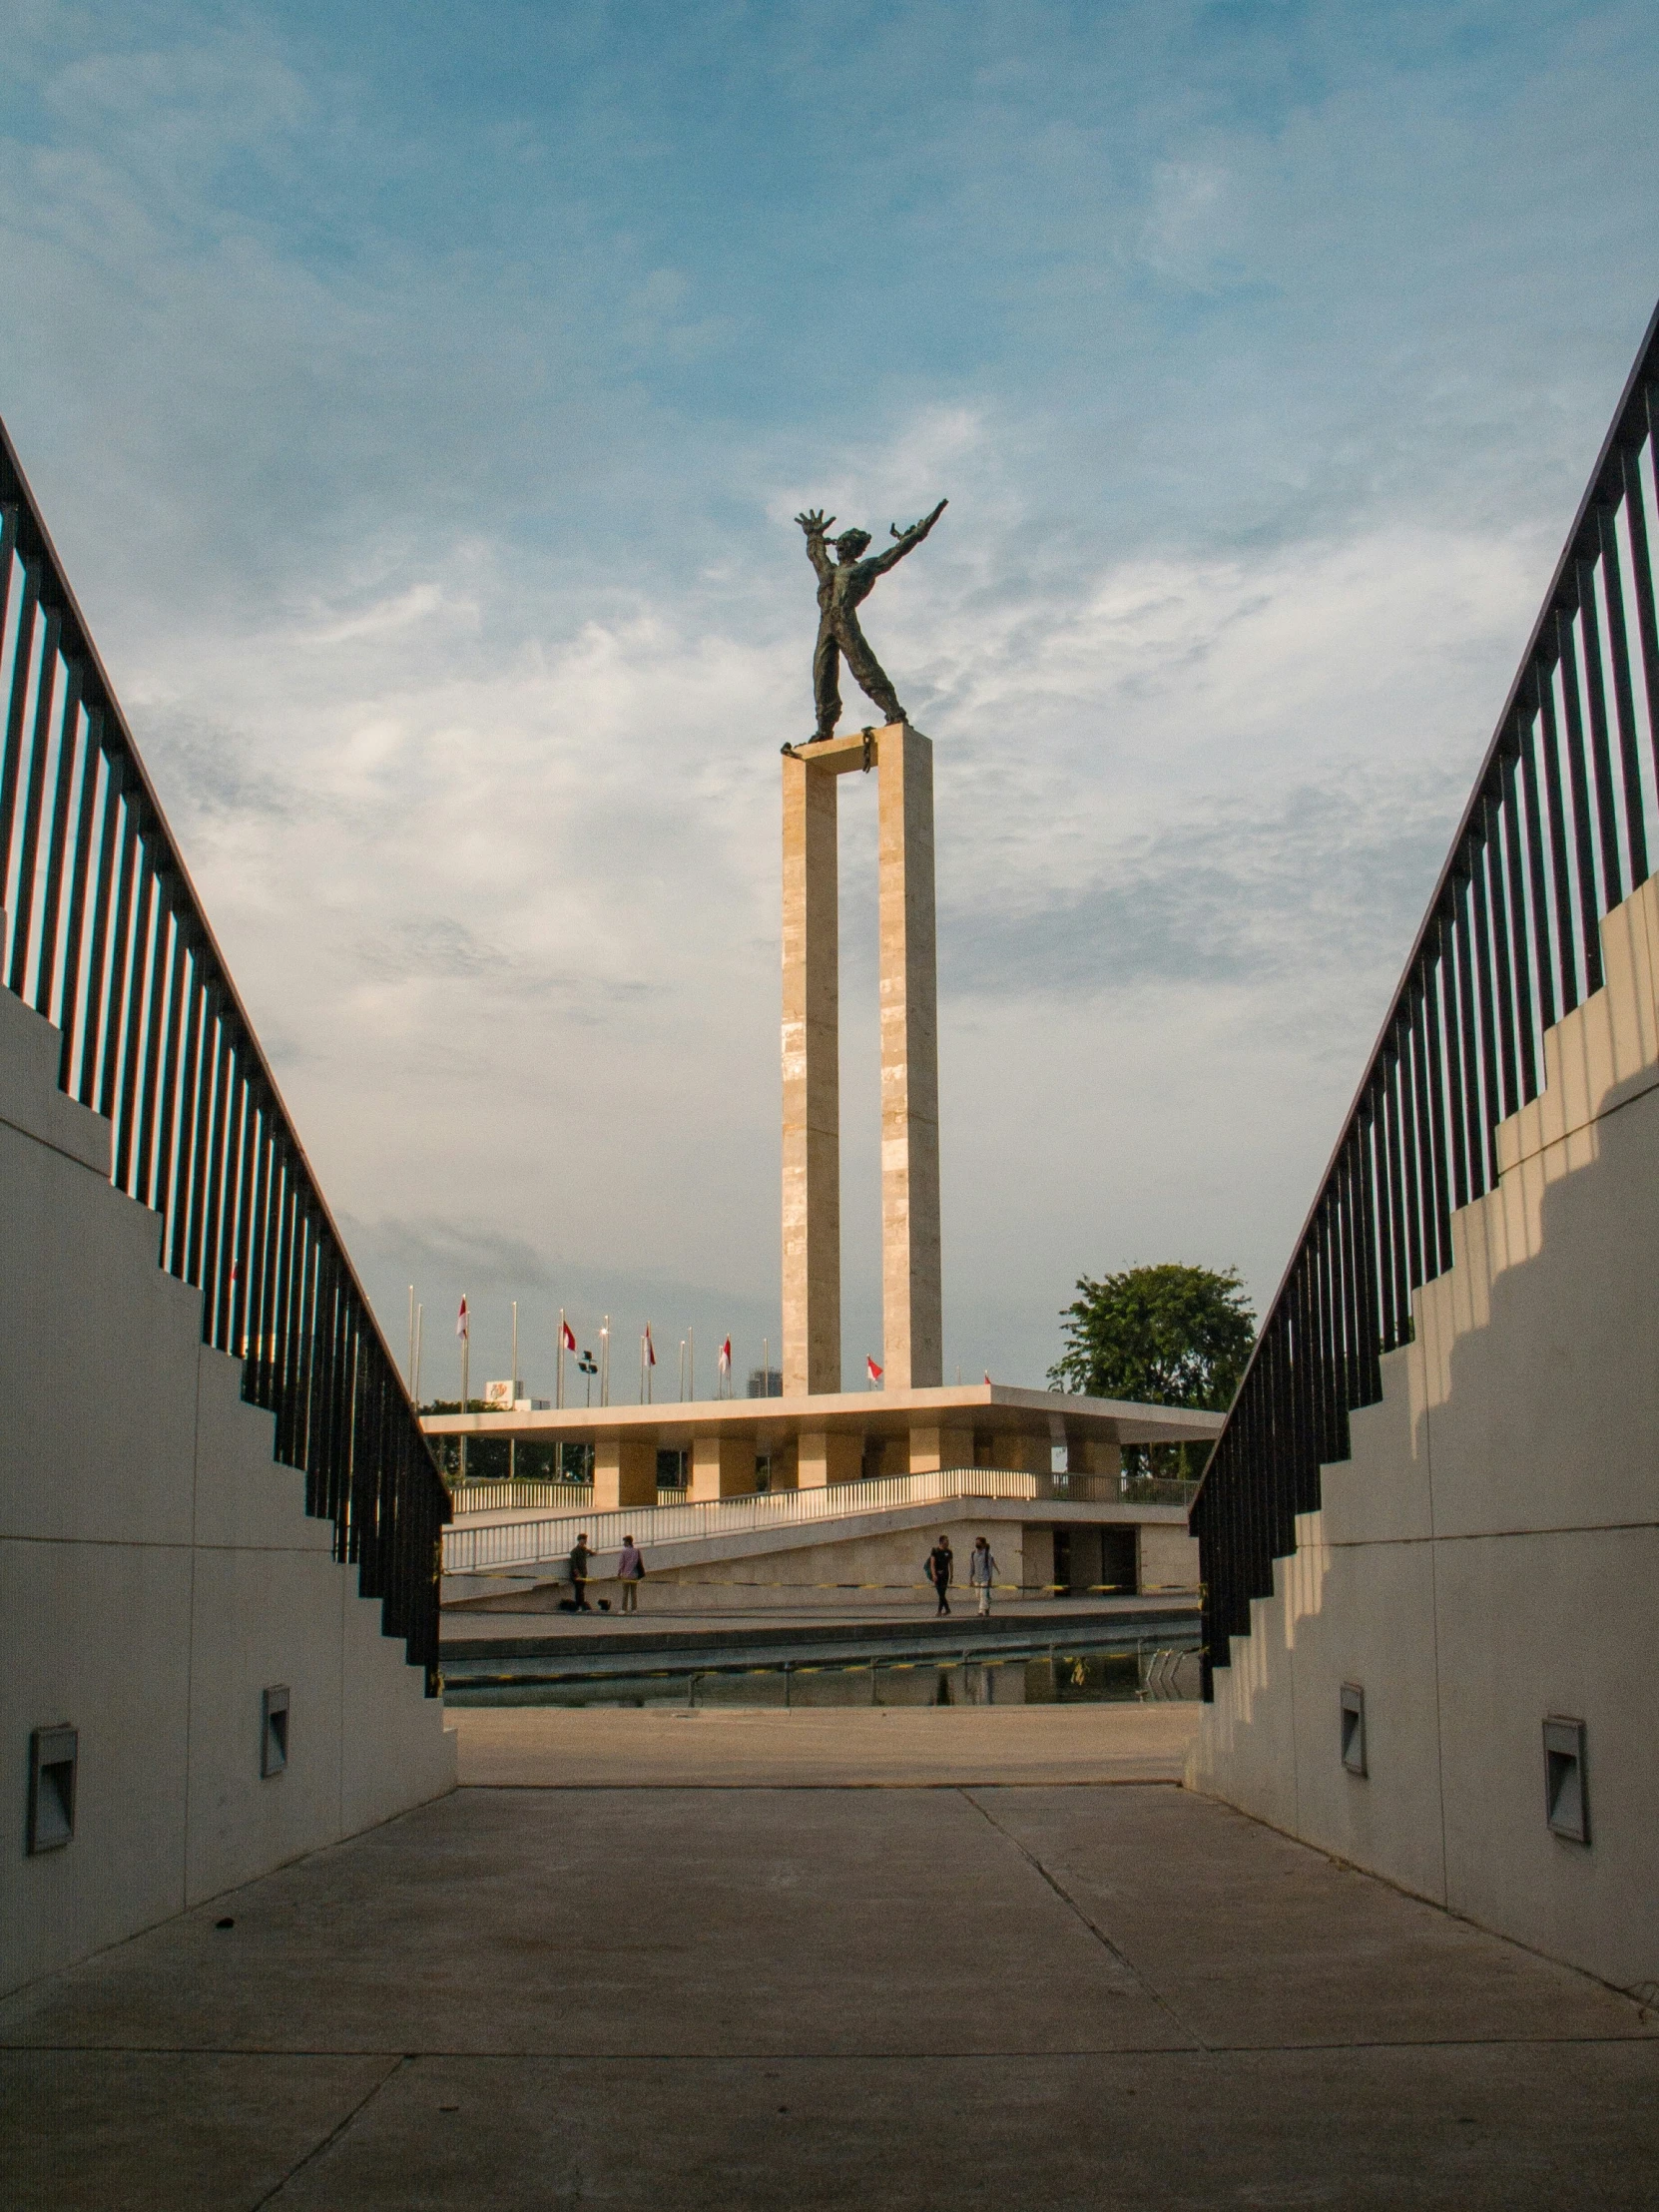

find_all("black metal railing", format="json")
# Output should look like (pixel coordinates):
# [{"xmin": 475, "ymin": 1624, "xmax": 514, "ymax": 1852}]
[
  {"xmin": 1191, "ymin": 300, "xmax": 1659, "ymax": 1698},
  {"xmin": 0, "ymin": 419, "xmax": 449, "ymax": 1689}
]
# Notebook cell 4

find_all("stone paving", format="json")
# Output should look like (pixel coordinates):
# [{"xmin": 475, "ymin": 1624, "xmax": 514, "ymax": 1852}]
[{"xmin": 6, "ymin": 1706, "xmax": 1657, "ymax": 2209}]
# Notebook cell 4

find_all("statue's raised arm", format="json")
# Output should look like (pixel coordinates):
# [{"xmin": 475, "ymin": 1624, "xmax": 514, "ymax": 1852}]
[
  {"xmin": 865, "ymin": 499, "xmax": 948, "ymax": 576},
  {"xmin": 796, "ymin": 508, "xmax": 836, "ymax": 582}
]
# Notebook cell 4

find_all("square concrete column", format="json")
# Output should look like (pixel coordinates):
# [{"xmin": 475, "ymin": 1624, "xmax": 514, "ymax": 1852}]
[
  {"xmin": 690, "ymin": 1434, "xmax": 757, "ymax": 1502},
  {"xmin": 906, "ymin": 1424, "xmax": 974, "ymax": 1473},
  {"xmin": 781, "ymin": 748, "xmax": 842, "ymax": 1395},
  {"xmin": 797, "ymin": 1429, "xmax": 862, "ymax": 1490},
  {"xmin": 594, "ymin": 1436, "xmax": 657, "ymax": 1511},
  {"xmin": 877, "ymin": 1434, "xmax": 910, "ymax": 1478},
  {"xmin": 877, "ymin": 723, "xmax": 942, "ymax": 1388},
  {"xmin": 1017, "ymin": 1432, "xmax": 1056, "ymax": 1478},
  {"xmin": 985, "ymin": 1431, "xmax": 1052, "ymax": 1476},
  {"xmin": 1072, "ymin": 1437, "xmax": 1123, "ymax": 1482}
]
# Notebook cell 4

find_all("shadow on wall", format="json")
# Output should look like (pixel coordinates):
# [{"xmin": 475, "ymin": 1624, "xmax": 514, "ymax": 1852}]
[{"xmin": 1189, "ymin": 879, "xmax": 1659, "ymax": 1995}]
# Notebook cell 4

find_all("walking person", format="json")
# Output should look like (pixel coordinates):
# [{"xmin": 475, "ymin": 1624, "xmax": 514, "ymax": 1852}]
[
  {"xmin": 617, "ymin": 1534, "xmax": 645, "ymax": 1614},
  {"xmin": 568, "ymin": 1532, "xmax": 593, "ymax": 1613},
  {"xmin": 969, "ymin": 1535, "xmax": 999, "ymax": 1617},
  {"xmin": 926, "ymin": 1534, "xmax": 954, "ymax": 1617}
]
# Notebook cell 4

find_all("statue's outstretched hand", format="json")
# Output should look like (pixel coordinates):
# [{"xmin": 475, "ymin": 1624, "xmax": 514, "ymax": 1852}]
[
  {"xmin": 891, "ymin": 499, "xmax": 947, "ymax": 541},
  {"xmin": 796, "ymin": 509, "xmax": 833, "ymax": 536}
]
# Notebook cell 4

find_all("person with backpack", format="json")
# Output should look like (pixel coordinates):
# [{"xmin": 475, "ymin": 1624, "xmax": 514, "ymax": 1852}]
[{"xmin": 616, "ymin": 1534, "xmax": 645, "ymax": 1614}]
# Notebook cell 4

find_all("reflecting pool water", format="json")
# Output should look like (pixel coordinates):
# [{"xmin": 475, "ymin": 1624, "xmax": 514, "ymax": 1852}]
[{"xmin": 445, "ymin": 1642, "xmax": 1201, "ymax": 1708}]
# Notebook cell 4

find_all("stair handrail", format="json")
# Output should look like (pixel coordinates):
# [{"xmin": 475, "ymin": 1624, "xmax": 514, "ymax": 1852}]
[
  {"xmin": 0, "ymin": 420, "xmax": 449, "ymax": 1686},
  {"xmin": 1191, "ymin": 297, "xmax": 1659, "ymax": 1697}
]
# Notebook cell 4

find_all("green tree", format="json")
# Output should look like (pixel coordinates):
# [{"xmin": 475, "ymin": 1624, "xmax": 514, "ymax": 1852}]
[{"xmin": 1048, "ymin": 1264, "xmax": 1256, "ymax": 1481}]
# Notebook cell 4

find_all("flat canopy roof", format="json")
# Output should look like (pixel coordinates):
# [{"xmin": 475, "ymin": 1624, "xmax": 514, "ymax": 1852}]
[{"xmin": 420, "ymin": 1382, "xmax": 1224, "ymax": 1450}]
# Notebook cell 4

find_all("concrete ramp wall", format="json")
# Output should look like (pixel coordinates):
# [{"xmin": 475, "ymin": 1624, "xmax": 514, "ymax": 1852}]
[
  {"xmin": 1187, "ymin": 877, "xmax": 1659, "ymax": 1995},
  {"xmin": 1, "ymin": 989, "xmax": 454, "ymax": 1996}
]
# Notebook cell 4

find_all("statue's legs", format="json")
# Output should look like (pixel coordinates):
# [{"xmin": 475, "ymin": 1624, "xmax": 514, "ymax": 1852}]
[
  {"xmin": 812, "ymin": 627, "xmax": 842, "ymax": 740},
  {"xmin": 837, "ymin": 617, "xmax": 904, "ymax": 726}
]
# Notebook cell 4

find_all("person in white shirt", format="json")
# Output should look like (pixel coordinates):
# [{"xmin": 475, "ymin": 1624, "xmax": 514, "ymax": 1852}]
[{"xmin": 968, "ymin": 1535, "xmax": 999, "ymax": 1616}]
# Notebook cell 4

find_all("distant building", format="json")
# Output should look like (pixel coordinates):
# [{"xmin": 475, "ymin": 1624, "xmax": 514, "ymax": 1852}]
[{"xmin": 748, "ymin": 1367, "xmax": 783, "ymax": 1398}]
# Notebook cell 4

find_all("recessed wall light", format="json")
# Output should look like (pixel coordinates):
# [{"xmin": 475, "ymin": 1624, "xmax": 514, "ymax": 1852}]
[
  {"xmin": 28, "ymin": 1726, "xmax": 77, "ymax": 1853},
  {"xmin": 1543, "ymin": 1717, "xmax": 1588, "ymax": 1844},
  {"xmin": 261, "ymin": 1687, "xmax": 289, "ymax": 1780},
  {"xmin": 1340, "ymin": 1684, "xmax": 1367, "ymax": 1777}
]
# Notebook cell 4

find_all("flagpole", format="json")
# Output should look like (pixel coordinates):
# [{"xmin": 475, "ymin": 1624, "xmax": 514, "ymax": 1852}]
[
  {"xmin": 600, "ymin": 1317, "xmax": 610, "ymax": 1407},
  {"xmin": 459, "ymin": 1293, "xmax": 470, "ymax": 1482},
  {"xmin": 688, "ymin": 1326, "xmax": 695, "ymax": 1402},
  {"xmin": 557, "ymin": 1309, "xmax": 566, "ymax": 1409},
  {"xmin": 413, "ymin": 1304, "xmax": 423, "ymax": 1405},
  {"xmin": 407, "ymin": 1284, "xmax": 416, "ymax": 1390},
  {"xmin": 510, "ymin": 1301, "xmax": 519, "ymax": 1482}
]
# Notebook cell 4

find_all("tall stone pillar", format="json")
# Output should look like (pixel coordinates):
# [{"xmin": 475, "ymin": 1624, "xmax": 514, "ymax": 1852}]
[
  {"xmin": 781, "ymin": 721, "xmax": 943, "ymax": 1396},
  {"xmin": 877, "ymin": 724, "xmax": 942, "ymax": 1388},
  {"xmin": 781, "ymin": 749, "xmax": 841, "ymax": 1395}
]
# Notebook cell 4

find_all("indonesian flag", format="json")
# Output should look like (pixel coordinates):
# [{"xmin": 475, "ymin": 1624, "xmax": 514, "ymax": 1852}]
[
  {"xmin": 866, "ymin": 1355, "xmax": 883, "ymax": 1383},
  {"xmin": 456, "ymin": 1296, "xmax": 469, "ymax": 1340},
  {"xmin": 645, "ymin": 1323, "xmax": 657, "ymax": 1367},
  {"xmin": 561, "ymin": 1319, "xmax": 576, "ymax": 1352},
  {"xmin": 718, "ymin": 1336, "xmax": 732, "ymax": 1377}
]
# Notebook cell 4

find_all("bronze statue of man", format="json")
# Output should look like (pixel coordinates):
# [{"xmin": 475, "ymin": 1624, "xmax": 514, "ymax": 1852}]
[{"xmin": 796, "ymin": 500, "xmax": 946, "ymax": 741}]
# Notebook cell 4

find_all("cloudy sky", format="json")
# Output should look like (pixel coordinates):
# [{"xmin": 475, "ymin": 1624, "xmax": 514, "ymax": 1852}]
[{"xmin": 4, "ymin": 0, "xmax": 1657, "ymax": 1397}]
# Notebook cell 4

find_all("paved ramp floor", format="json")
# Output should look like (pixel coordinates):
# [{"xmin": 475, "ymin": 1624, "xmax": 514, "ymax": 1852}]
[{"xmin": 5, "ymin": 1708, "xmax": 1656, "ymax": 2209}]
